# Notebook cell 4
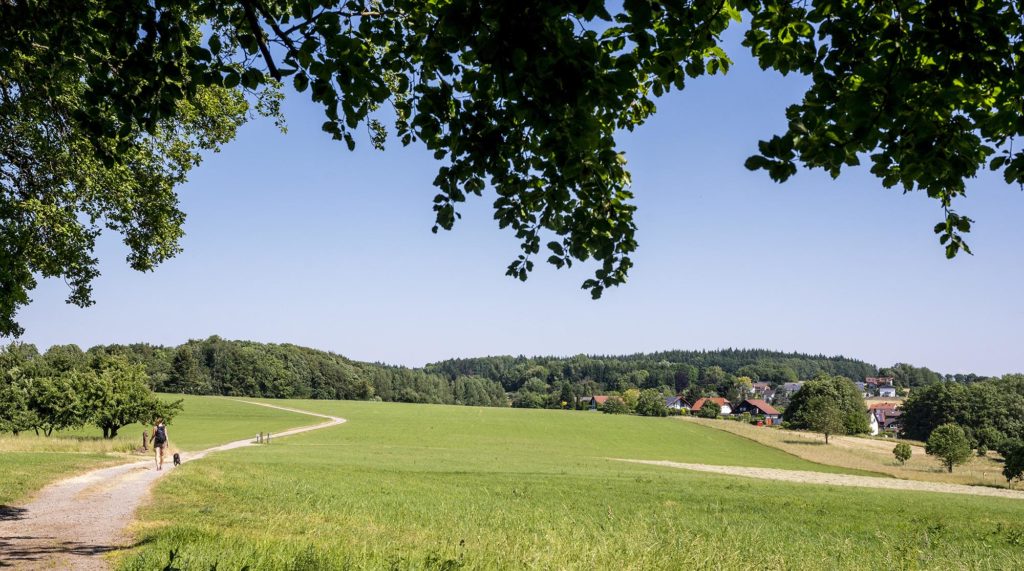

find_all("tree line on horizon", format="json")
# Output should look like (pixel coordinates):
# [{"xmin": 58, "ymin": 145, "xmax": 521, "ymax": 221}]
[{"xmin": 0, "ymin": 337, "xmax": 1004, "ymax": 410}]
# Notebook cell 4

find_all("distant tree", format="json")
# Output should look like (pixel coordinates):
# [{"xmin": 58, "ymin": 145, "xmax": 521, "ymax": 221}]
[
  {"xmin": 635, "ymin": 389, "xmax": 668, "ymax": 417},
  {"xmin": 697, "ymin": 401, "xmax": 721, "ymax": 419},
  {"xmin": 926, "ymin": 424, "xmax": 973, "ymax": 473},
  {"xmin": 621, "ymin": 388, "xmax": 641, "ymax": 412},
  {"xmin": 674, "ymin": 365, "xmax": 699, "ymax": 393},
  {"xmin": 167, "ymin": 345, "xmax": 211, "ymax": 394},
  {"xmin": 893, "ymin": 442, "xmax": 913, "ymax": 465},
  {"xmin": 804, "ymin": 396, "xmax": 846, "ymax": 444},
  {"xmin": 1003, "ymin": 444, "xmax": 1024, "ymax": 487},
  {"xmin": 0, "ymin": 369, "xmax": 35, "ymax": 435},
  {"xmin": 42, "ymin": 344, "xmax": 87, "ymax": 374},
  {"xmin": 601, "ymin": 397, "xmax": 630, "ymax": 415},
  {"xmin": 998, "ymin": 438, "xmax": 1024, "ymax": 459}
]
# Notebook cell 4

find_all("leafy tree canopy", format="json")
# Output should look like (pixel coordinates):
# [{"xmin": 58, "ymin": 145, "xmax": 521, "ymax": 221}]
[
  {"xmin": 783, "ymin": 374, "xmax": 869, "ymax": 435},
  {"xmin": 4, "ymin": 1, "xmax": 1024, "ymax": 332},
  {"xmin": 926, "ymin": 423, "xmax": 973, "ymax": 473}
]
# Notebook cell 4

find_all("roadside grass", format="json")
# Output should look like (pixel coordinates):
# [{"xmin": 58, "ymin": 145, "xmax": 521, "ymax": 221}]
[
  {"xmin": 0, "ymin": 396, "xmax": 314, "ymax": 506},
  {"xmin": 120, "ymin": 400, "xmax": 1024, "ymax": 570},
  {"xmin": 685, "ymin": 416, "xmax": 1012, "ymax": 488}
]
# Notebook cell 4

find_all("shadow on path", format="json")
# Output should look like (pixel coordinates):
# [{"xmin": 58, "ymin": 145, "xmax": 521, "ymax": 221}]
[{"xmin": 0, "ymin": 507, "xmax": 26, "ymax": 522}]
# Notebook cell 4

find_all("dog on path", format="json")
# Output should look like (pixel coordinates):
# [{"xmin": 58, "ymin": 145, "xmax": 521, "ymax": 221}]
[{"xmin": 172, "ymin": 453, "xmax": 181, "ymax": 466}]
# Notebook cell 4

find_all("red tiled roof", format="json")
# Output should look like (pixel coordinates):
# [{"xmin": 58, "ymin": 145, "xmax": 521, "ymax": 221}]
[
  {"xmin": 592, "ymin": 395, "xmax": 609, "ymax": 404},
  {"xmin": 868, "ymin": 402, "xmax": 900, "ymax": 411},
  {"xmin": 741, "ymin": 399, "xmax": 780, "ymax": 416},
  {"xmin": 692, "ymin": 397, "xmax": 730, "ymax": 411}
]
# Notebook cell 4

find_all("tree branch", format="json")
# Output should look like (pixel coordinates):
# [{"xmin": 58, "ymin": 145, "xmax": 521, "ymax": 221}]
[{"xmin": 239, "ymin": 0, "xmax": 281, "ymax": 80}]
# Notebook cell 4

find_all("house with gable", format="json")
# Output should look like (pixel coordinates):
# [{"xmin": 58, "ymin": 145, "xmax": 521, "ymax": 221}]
[
  {"xmin": 733, "ymin": 399, "xmax": 782, "ymax": 422},
  {"xmin": 691, "ymin": 397, "xmax": 732, "ymax": 416},
  {"xmin": 664, "ymin": 396, "xmax": 690, "ymax": 412}
]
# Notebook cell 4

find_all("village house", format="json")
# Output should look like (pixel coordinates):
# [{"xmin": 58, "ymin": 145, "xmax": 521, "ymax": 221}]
[
  {"xmin": 868, "ymin": 402, "xmax": 902, "ymax": 433},
  {"xmin": 691, "ymin": 397, "xmax": 732, "ymax": 415},
  {"xmin": 664, "ymin": 396, "xmax": 690, "ymax": 412},
  {"xmin": 780, "ymin": 382, "xmax": 803, "ymax": 395},
  {"xmin": 578, "ymin": 395, "xmax": 610, "ymax": 410},
  {"xmin": 864, "ymin": 376, "xmax": 895, "ymax": 397},
  {"xmin": 733, "ymin": 399, "xmax": 782, "ymax": 422},
  {"xmin": 751, "ymin": 382, "xmax": 775, "ymax": 402},
  {"xmin": 878, "ymin": 383, "xmax": 898, "ymax": 398}
]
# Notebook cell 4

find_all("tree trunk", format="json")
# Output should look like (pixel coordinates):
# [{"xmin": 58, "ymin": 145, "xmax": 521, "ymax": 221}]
[
  {"xmin": 825, "ymin": 433, "xmax": 829, "ymax": 444},
  {"xmin": 948, "ymin": 463, "xmax": 953, "ymax": 473},
  {"xmin": 109, "ymin": 426, "xmax": 119, "ymax": 439},
  {"xmin": 102, "ymin": 426, "xmax": 110, "ymax": 438}
]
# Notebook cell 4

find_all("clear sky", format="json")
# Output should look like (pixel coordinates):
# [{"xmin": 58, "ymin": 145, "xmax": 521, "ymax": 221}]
[{"xmin": 12, "ymin": 28, "xmax": 1023, "ymax": 376}]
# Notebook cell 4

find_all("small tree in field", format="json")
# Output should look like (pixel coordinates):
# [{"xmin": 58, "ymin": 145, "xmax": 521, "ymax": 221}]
[
  {"xmin": 926, "ymin": 424, "xmax": 972, "ymax": 473},
  {"xmin": 697, "ymin": 401, "xmax": 721, "ymax": 419},
  {"xmin": 805, "ymin": 396, "xmax": 845, "ymax": 444},
  {"xmin": 893, "ymin": 442, "xmax": 912, "ymax": 465}
]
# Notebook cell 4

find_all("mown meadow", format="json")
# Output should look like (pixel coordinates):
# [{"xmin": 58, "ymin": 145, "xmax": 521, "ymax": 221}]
[
  {"xmin": 0, "ymin": 395, "xmax": 312, "ymax": 505},
  {"xmin": 120, "ymin": 399, "xmax": 1024, "ymax": 570}
]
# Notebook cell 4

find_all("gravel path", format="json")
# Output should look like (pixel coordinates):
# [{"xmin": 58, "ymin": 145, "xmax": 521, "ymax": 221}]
[
  {"xmin": 0, "ymin": 401, "xmax": 345, "ymax": 570},
  {"xmin": 614, "ymin": 458, "xmax": 1024, "ymax": 500}
]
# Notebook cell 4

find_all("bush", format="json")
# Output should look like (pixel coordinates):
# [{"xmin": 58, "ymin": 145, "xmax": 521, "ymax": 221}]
[
  {"xmin": 697, "ymin": 402, "xmax": 721, "ymax": 419},
  {"xmin": 739, "ymin": 412, "xmax": 752, "ymax": 423},
  {"xmin": 893, "ymin": 442, "xmax": 912, "ymax": 465},
  {"xmin": 601, "ymin": 397, "xmax": 630, "ymax": 415},
  {"xmin": 635, "ymin": 389, "xmax": 668, "ymax": 417},
  {"xmin": 1003, "ymin": 443, "xmax": 1024, "ymax": 486}
]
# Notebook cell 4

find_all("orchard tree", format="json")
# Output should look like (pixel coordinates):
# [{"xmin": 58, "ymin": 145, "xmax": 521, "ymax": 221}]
[
  {"xmin": 804, "ymin": 395, "xmax": 845, "ymax": 444},
  {"xmin": 26, "ymin": 374, "xmax": 88, "ymax": 436},
  {"xmin": 601, "ymin": 396, "xmax": 630, "ymax": 415},
  {"xmin": 90, "ymin": 357, "xmax": 183, "ymax": 439},
  {"xmin": 926, "ymin": 423, "xmax": 973, "ymax": 473},
  {"xmin": 0, "ymin": 369, "xmax": 36, "ymax": 436},
  {"xmin": 4, "ymin": 1, "xmax": 1024, "ymax": 335}
]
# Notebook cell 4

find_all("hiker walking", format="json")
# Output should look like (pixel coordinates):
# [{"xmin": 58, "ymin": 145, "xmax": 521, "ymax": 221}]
[{"xmin": 150, "ymin": 418, "xmax": 169, "ymax": 470}]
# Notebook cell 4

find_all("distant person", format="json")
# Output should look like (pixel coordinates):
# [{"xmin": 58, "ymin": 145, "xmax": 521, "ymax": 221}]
[{"xmin": 150, "ymin": 418, "xmax": 169, "ymax": 470}]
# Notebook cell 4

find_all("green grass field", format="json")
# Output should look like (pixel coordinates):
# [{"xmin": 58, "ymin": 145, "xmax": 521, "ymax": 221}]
[
  {"xmin": 0, "ymin": 395, "xmax": 313, "ymax": 505},
  {"xmin": 119, "ymin": 399, "xmax": 1024, "ymax": 570}
]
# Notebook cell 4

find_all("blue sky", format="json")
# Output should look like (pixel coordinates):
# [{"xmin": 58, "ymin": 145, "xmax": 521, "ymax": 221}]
[{"xmin": 13, "ymin": 28, "xmax": 1024, "ymax": 375}]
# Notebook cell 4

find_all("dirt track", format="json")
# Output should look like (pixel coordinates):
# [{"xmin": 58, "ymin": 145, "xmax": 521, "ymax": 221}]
[
  {"xmin": 614, "ymin": 458, "xmax": 1024, "ymax": 500},
  {"xmin": 0, "ymin": 401, "xmax": 345, "ymax": 570}
]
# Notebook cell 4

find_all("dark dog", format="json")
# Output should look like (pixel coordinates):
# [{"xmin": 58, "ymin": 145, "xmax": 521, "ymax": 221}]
[{"xmin": 172, "ymin": 452, "xmax": 181, "ymax": 466}]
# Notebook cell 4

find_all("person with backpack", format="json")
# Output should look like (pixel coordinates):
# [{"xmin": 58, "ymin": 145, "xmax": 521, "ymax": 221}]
[{"xmin": 150, "ymin": 418, "xmax": 170, "ymax": 470}]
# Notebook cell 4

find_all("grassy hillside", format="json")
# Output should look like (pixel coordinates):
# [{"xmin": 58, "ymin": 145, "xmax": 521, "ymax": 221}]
[
  {"xmin": 0, "ymin": 396, "xmax": 314, "ymax": 505},
  {"xmin": 121, "ymin": 400, "xmax": 1024, "ymax": 570}
]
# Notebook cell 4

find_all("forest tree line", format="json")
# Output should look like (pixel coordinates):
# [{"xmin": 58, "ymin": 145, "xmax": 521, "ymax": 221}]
[{"xmin": 0, "ymin": 338, "xmax": 1003, "ymax": 416}]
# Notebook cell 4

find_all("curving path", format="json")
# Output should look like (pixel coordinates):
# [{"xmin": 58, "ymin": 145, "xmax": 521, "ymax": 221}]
[
  {"xmin": 614, "ymin": 458, "xmax": 1024, "ymax": 500},
  {"xmin": 0, "ymin": 401, "xmax": 345, "ymax": 570}
]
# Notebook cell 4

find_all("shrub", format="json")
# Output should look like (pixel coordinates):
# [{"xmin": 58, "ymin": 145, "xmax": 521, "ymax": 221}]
[
  {"xmin": 601, "ymin": 397, "xmax": 630, "ymax": 415},
  {"xmin": 697, "ymin": 402, "xmax": 720, "ymax": 419},
  {"xmin": 635, "ymin": 389, "xmax": 668, "ymax": 417},
  {"xmin": 893, "ymin": 442, "xmax": 912, "ymax": 465}
]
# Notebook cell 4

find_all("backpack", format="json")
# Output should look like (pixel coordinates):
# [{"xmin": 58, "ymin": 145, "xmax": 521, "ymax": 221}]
[{"xmin": 155, "ymin": 425, "xmax": 167, "ymax": 442}]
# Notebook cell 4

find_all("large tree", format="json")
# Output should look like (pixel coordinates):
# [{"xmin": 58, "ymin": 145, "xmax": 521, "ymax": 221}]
[
  {"xmin": 3, "ymin": 1, "xmax": 1024, "ymax": 334},
  {"xmin": 783, "ymin": 374, "xmax": 869, "ymax": 435}
]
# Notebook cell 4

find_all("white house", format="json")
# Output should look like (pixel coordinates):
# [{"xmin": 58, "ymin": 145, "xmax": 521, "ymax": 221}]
[
  {"xmin": 868, "ymin": 411, "xmax": 880, "ymax": 435},
  {"xmin": 879, "ymin": 384, "xmax": 897, "ymax": 398}
]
